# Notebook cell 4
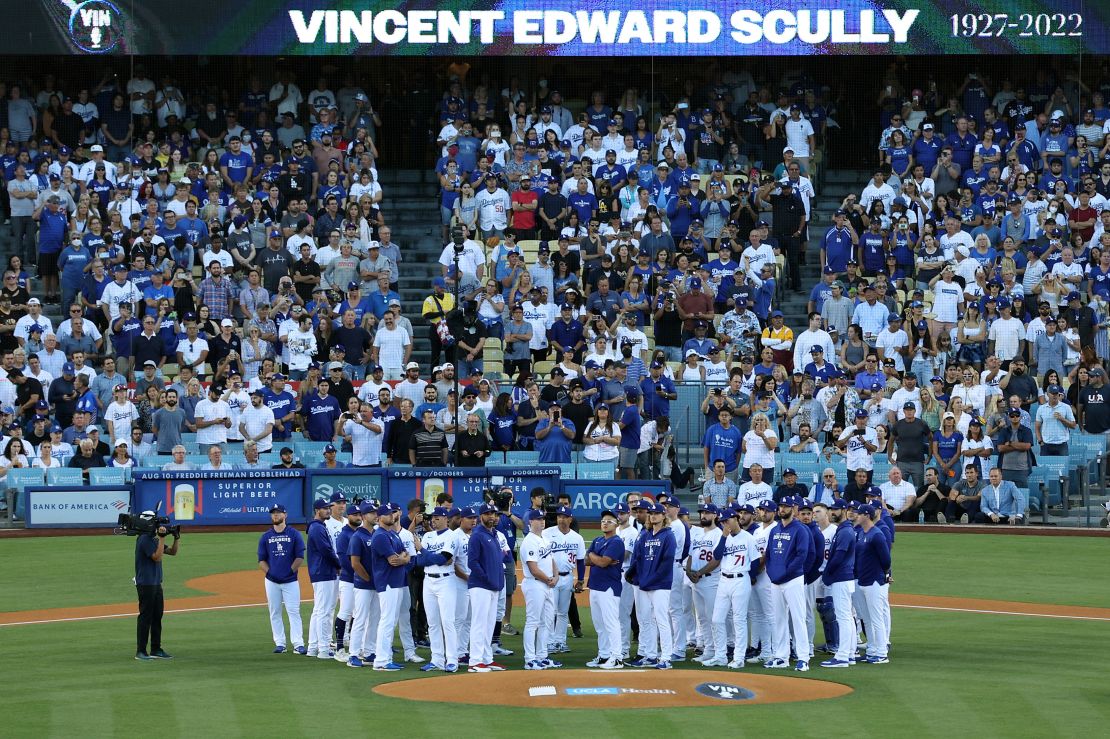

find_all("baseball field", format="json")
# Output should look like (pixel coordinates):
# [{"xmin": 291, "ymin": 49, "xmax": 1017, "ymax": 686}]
[{"xmin": 3, "ymin": 530, "xmax": 1108, "ymax": 737}]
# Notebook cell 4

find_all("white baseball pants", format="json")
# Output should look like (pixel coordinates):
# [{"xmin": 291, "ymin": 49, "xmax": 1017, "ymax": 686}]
[
  {"xmin": 691, "ymin": 574, "xmax": 719, "ymax": 651},
  {"xmin": 337, "ymin": 581, "xmax": 354, "ymax": 620},
  {"xmin": 374, "ymin": 586, "xmax": 406, "ymax": 667},
  {"xmin": 549, "ymin": 576, "xmax": 573, "ymax": 648},
  {"xmin": 590, "ymin": 588, "xmax": 621, "ymax": 660},
  {"xmin": 468, "ymin": 587, "xmax": 498, "ymax": 666},
  {"xmin": 668, "ymin": 565, "xmax": 691, "ymax": 652},
  {"xmin": 264, "ymin": 579, "xmax": 303, "ymax": 649},
  {"xmin": 424, "ymin": 573, "xmax": 458, "ymax": 668},
  {"xmin": 805, "ymin": 580, "xmax": 819, "ymax": 645},
  {"xmin": 827, "ymin": 580, "xmax": 857, "ymax": 663},
  {"xmin": 521, "ymin": 579, "xmax": 553, "ymax": 664},
  {"xmin": 398, "ymin": 586, "xmax": 416, "ymax": 656},
  {"xmin": 454, "ymin": 579, "xmax": 471, "ymax": 659},
  {"xmin": 749, "ymin": 573, "xmax": 774, "ymax": 658},
  {"xmin": 860, "ymin": 583, "xmax": 890, "ymax": 659},
  {"xmin": 349, "ymin": 587, "xmax": 380, "ymax": 660},
  {"xmin": 633, "ymin": 586, "xmax": 658, "ymax": 658},
  {"xmin": 771, "ymin": 575, "xmax": 811, "ymax": 663},
  {"xmin": 712, "ymin": 574, "xmax": 752, "ymax": 662},
  {"xmin": 646, "ymin": 588, "xmax": 674, "ymax": 660},
  {"xmin": 309, "ymin": 580, "xmax": 338, "ymax": 655}
]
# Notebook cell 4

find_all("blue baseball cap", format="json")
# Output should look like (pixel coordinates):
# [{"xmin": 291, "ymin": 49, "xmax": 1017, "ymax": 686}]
[
  {"xmin": 857, "ymin": 503, "xmax": 876, "ymax": 516},
  {"xmin": 313, "ymin": 498, "xmax": 330, "ymax": 510},
  {"xmin": 448, "ymin": 507, "xmax": 462, "ymax": 517},
  {"xmin": 328, "ymin": 491, "xmax": 347, "ymax": 503},
  {"xmin": 358, "ymin": 501, "xmax": 376, "ymax": 515},
  {"xmin": 375, "ymin": 504, "xmax": 393, "ymax": 516},
  {"xmin": 346, "ymin": 503, "xmax": 361, "ymax": 516},
  {"xmin": 865, "ymin": 486, "xmax": 883, "ymax": 498},
  {"xmin": 828, "ymin": 499, "xmax": 848, "ymax": 510},
  {"xmin": 555, "ymin": 505, "xmax": 573, "ymax": 517},
  {"xmin": 461, "ymin": 507, "xmax": 479, "ymax": 518},
  {"xmin": 269, "ymin": 504, "xmax": 287, "ymax": 513},
  {"xmin": 782, "ymin": 468, "xmax": 797, "ymax": 477},
  {"xmin": 854, "ymin": 408, "xmax": 869, "ymax": 419},
  {"xmin": 719, "ymin": 509, "xmax": 737, "ymax": 521},
  {"xmin": 689, "ymin": 277, "xmax": 702, "ymax": 290},
  {"xmin": 652, "ymin": 502, "xmax": 667, "ymax": 513},
  {"xmin": 678, "ymin": 506, "xmax": 690, "ymax": 517},
  {"xmin": 634, "ymin": 499, "xmax": 653, "ymax": 510},
  {"xmin": 479, "ymin": 501, "xmax": 499, "ymax": 515},
  {"xmin": 779, "ymin": 495, "xmax": 799, "ymax": 507},
  {"xmin": 615, "ymin": 502, "xmax": 630, "ymax": 514},
  {"xmin": 733, "ymin": 503, "xmax": 755, "ymax": 514},
  {"xmin": 432, "ymin": 277, "xmax": 447, "ymax": 289},
  {"xmin": 523, "ymin": 509, "xmax": 544, "ymax": 525},
  {"xmin": 697, "ymin": 503, "xmax": 720, "ymax": 514},
  {"xmin": 757, "ymin": 499, "xmax": 778, "ymax": 511},
  {"xmin": 431, "ymin": 506, "xmax": 451, "ymax": 517},
  {"xmin": 797, "ymin": 498, "xmax": 814, "ymax": 511}
]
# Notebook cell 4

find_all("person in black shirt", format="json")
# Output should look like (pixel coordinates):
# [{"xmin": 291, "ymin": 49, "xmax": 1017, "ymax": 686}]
[
  {"xmin": 756, "ymin": 178, "xmax": 807, "ymax": 291},
  {"xmin": 207, "ymin": 319, "xmax": 243, "ymax": 378},
  {"xmin": 271, "ymin": 446, "xmax": 306, "ymax": 469},
  {"xmin": 292, "ymin": 246, "xmax": 322, "ymax": 304},
  {"xmin": 8, "ymin": 368, "xmax": 43, "ymax": 421},
  {"xmin": 540, "ymin": 368, "xmax": 570, "ymax": 405},
  {"xmin": 410, "ymin": 409, "xmax": 448, "ymax": 466},
  {"xmin": 454, "ymin": 413, "xmax": 490, "ymax": 467},
  {"xmin": 326, "ymin": 363, "xmax": 355, "ymax": 409},
  {"xmin": 561, "ymin": 382, "xmax": 593, "ymax": 448},
  {"xmin": 134, "ymin": 512, "xmax": 179, "ymax": 660},
  {"xmin": 388, "ymin": 398, "xmax": 423, "ymax": 465},
  {"xmin": 843, "ymin": 468, "xmax": 874, "ymax": 504},
  {"xmin": 68, "ymin": 438, "xmax": 107, "ymax": 477}
]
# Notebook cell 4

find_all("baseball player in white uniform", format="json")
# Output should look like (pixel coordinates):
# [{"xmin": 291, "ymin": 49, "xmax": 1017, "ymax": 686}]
[
  {"xmin": 543, "ymin": 507, "xmax": 586, "ymax": 653},
  {"xmin": 664, "ymin": 500, "xmax": 691, "ymax": 660},
  {"xmin": 453, "ymin": 508, "xmax": 475, "ymax": 663},
  {"xmin": 710, "ymin": 508, "xmax": 760, "ymax": 668},
  {"xmin": 257, "ymin": 504, "xmax": 305, "ymax": 654},
  {"xmin": 615, "ymin": 502, "xmax": 641, "ymax": 660},
  {"xmin": 812, "ymin": 502, "xmax": 838, "ymax": 650},
  {"xmin": 687, "ymin": 504, "xmax": 724, "ymax": 663},
  {"xmin": 747, "ymin": 499, "xmax": 778, "ymax": 663},
  {"xmin": 520, "ymin": 510, "xmax": 558, "ymax": 669},
  {"xmin": 323, "ymin": 493, "xmax": 347, "ymax": 652},
  {"xmin": 416, "ymin": 506, "xmax": 461, "ymax": 671}
]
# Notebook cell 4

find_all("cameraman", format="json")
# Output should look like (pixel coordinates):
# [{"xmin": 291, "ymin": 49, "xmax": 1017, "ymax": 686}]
[{"xmin": 135, "ymin": 511, "xmax": 179, "ymax": 661}]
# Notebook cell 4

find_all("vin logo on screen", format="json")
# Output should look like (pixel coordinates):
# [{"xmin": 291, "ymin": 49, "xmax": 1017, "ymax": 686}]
[
  {"xmin": 69, "ymin": 0, "xmax": 123, "ymax": 53},
  {"xmin": 695, "ymin": 682, "xmax": 756, "ymax": 701}
]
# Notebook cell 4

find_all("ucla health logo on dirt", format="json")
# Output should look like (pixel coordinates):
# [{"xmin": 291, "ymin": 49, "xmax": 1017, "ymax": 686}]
[
  {"xmin": 695, "ymin": 682, "xmax": 756, "ymax": 701},
  {"xmin": 565, "ymin": 687, "xmax": 676, "ymax": 696}
]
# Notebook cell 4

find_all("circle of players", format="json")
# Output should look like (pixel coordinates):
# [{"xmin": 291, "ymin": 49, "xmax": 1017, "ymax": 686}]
[{"xmin": 256, "ymin": 488, "xmax": 892, "ymax": 672}]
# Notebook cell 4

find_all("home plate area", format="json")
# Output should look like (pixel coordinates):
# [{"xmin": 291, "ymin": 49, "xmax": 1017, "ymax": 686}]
[{"xmin": 373, "ymin": 670, "xmax": 853, "ymax": 708}]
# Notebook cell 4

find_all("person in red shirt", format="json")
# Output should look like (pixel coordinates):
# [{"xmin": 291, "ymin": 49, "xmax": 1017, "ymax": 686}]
[
  {"xmin": 510, "ymin": 175, "xmax": 539, "ymax": 240},
  {"xmin": 1068, "ymin": 189, "xmax": 1098, "ymax": 244}
]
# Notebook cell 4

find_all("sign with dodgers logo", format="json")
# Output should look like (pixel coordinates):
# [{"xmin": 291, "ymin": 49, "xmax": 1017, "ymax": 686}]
[{"xmin": 695, "ymin": 682, "xmax": 756, "ymax": 701}]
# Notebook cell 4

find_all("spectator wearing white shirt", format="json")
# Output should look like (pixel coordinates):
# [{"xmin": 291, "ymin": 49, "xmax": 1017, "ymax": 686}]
[
  {"xmin": 194, "ymin": 385, "xmax": 232, "ymax": 450},
  {"xmin": 104, "ymin": 384, "xmax": 139, "ymax": 445},
  {"xmin": 239, "ymin": 390, "xmax": 276, "ymax": 452},
  {"xmin": 792, "ymin": 312, "xmax": 835, "ymax": 372},
  {"xmin": 474, "ymin": 177, "xmax": 511, "ymax": 239},
  {"xmin": 98, "ymin": 264, "xmax": 141, "ymax": 322},
  {"xmin": 343, "ymin": 402, "xmax": 384, "ymax": 467},
  {"xmin": 889, "ymin": 374, "xmax": 923, "ymax": 422},
  {"xmin": 14, "ymin": 299, "xmax": 53, "ymax": 346},
  {"xmin": 875, "ymin": 315, "xmax": 909, "ymax": 372},
  {"xmin": 859, "ymin": 170, "xmax": 895, "ymax": 213},
  {"xmin": 987, "ymin": 299, "xmax": 1026, "ymax": 364},
  {"xmin": 371, "ymin": 313, "xmax": 412, "ymax": 381},
  {"xmin": 879, "ymin": 466, "xmax": 918, "ymax": 522}
]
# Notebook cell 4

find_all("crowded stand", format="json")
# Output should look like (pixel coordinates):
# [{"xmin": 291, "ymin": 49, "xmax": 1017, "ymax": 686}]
[{"xmin": 1, "ymin": 61, "xmax": 1109, "ymax": 525}]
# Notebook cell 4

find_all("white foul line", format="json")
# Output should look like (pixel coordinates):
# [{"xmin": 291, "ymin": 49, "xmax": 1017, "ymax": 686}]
[
  {"xmin": 893, "ymin": 603, "xmax": 1110, "ymax": 622},
  {"xmin": 3, "ymin": 599, "xmax": 1109, "ymax": 627},
  {"xmin": 0, "ymin": 599, "xmax": 311, "ymax": 627}
]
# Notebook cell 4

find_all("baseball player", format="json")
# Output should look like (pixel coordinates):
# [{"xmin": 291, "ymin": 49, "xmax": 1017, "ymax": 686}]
[
  {"xmin": 627, "ymin": 502, "xmax": 676, "ymax": 669},
  {"xmin": 392, "ymin": 513, "xmax": 426, "ymax": 664},
  {"xmin": 763, "ymin": 495, "xmax": 815, "ymax": 672},
  {"xmin": 615, "ymin": 502, "xmax": 641, "ymax": 660},
  {"xmin": 333, "ymin": 503, "xmax": 362, "ymax": 661},
  {"xmin": 746, "ymin": 499, "xmax": 778, "ymax": 664},
  {"xmin": 468, "ymin": 501, "xmax": 507, "ymax": 672},
  {"xmin": 663, "ymin": 499, "xmax": 691, "ymax": 662},
  {"xmin": 820, "ymin": 499, "xmax": 857, "ymax": 667},
  {"xmin": 415, "ymin": 506, "xmax": 460, "ymax": 672},
  {"xmin": 687, "ymin": 504, "xmax": 723, "ymax": 664},
  {"xmin": 797, "ymin": 499, "xmax": 825, "ymax": 664},
  {"xmin": 370, "ymin": 503, "xmax": 409, "ymax": 671},
  {"xmin": 585, "ymin": 509, "xmax": 626, "ymax": 669},
  {"xmin": 491, "ymin": 522, "xmax": 516, "ymax": 659},
  {"xmin": 710, "ymin": 508, "xmax": 760, "ymax": 669},
  {"xmin": 854, "ymin": 503, "xmax": 892, "ymax": 664},
  {"xmin": 346, "ymin": 501, "xmax": 381, "ymax": 667},
  {"xmin": 306, "ymin": 499, "xmax": 342, "ymax": 659},
  {"xmin": 453, "ymin": 507, "xmax": 475, "ymax": 665},
  {"xmin": 257, "ymin": 503, "xmax": 306, "ymax": 654},
  {"xmin": 323, "ymin": 492, "xmax": 348, "ymax": 653},
  {"xmin": 520, "ymin": 510, "xmax": 558, "ymax": 670},
  {"xmin": 812, "ymin": 502, "xmax": 840, "ymax": 654},
  {"xmin": 543, "ymin": 506, "xmax": 586, "ymax": 654}
]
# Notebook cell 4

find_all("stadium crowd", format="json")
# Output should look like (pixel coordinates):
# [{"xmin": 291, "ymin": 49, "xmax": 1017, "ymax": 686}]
[{"xmin": 1, "ymin": 63, "xmax": 1109, "ymax": 524}]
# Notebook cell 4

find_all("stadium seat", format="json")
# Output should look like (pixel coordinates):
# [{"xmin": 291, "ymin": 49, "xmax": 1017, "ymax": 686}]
[
  {"xmin": 506, "ymin": 451, "xmax": 540, "ymax": 465},
  {"xmin": 6, "ymin": 468, "xmax": 45, "ymax": 521},
  {"xmin": 90, "ymin": 467, "xmax": 128, "ymax": 485},
  {"xmin": 46, "ymin": 468, "xmax": 84, "ymax": 486},
  {"xmin": 577, "ymin": 461, "xmax": 616, "ymax": 479}
]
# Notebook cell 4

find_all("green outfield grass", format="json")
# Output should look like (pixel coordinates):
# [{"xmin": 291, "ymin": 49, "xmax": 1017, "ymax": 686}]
[{"xmin": 2, "ymin": 531, "xmax": 1109, "ymax": 737}]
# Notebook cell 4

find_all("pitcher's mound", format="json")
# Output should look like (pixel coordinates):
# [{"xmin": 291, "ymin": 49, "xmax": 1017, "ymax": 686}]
[{"xmin": 373, "ymin": 668, "xmax": 852, "ymax": 708}]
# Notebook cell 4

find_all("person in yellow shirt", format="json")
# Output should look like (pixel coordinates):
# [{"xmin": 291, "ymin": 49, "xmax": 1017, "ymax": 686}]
[
  {"xmin": 761, "ymin": 310, "xmax": 795, "ymax": 371},
  {"xmin": 422, "ymin": 276, "xmax": 457, "ymax": 367}
]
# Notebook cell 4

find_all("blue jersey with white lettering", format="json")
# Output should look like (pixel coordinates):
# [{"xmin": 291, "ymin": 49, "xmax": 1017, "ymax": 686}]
[
  {"xmin": 306, "ymin": 518, "xmax": 341, "ymax": 582},
  {"xmin": 586, "ymin": 534, "xmax": 624, "ymax": 596},
  {"xmin": 854, "ymin": 525, "xmax": 891, "ymax": 586},
  {"xmin": 764, "ymin": 518, "xmax": 813, "ymax": 584},
  {"xmin": 347, "ymin": 526, "xmax": 376, "ymax": 590},
  {"xmin": 262, "ymin": 388, "xmax": 297, "ymax": 440},
  {"xmin": 370, "ymin": 526, "xmax": 407, "ymax": 591},
  {"xmin": 822, "ymin": 520, "xmax": 856, "ymax": 585},
  {"xmin": 302, "ymin": 393, "xmax": 342, "ymax": 441},
  {"xmin": 257, "ymin": 526, "xmax": 305, "ymax": 584},
  {"xmin": 629, "ymin": 526, "xmax": 675, "ymax": 591}
]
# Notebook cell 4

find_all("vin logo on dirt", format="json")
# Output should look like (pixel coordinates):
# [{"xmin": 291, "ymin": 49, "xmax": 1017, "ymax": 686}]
[{"xmin": 695, "ymin": 683, "xmax": 756, "ymax": 701}]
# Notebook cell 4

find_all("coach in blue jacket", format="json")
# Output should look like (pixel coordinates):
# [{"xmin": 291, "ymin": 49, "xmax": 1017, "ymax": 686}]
[
  {"xmin": 306, "ymin": 499, "xmax": 341, "ymax": 660},
  {"xmin": 855, "ymin": 504, "xmax": 892, "ymax": 664},
  {"xmin": 467, "ymin": 502, "xmax": 507, "ymax": 672},
  {"xmin": 764, "ymin": 495, "xmax": 814, "ymax": 671},
  {"xmin": 627, "ymin": 502, "xmax": 676, "ymax": 669},
  {"xmin": 819, "ymin": 500, "xmax": 856, "ymax": 668}
]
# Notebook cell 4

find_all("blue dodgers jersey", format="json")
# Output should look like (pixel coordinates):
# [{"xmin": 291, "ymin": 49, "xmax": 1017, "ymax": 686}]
[
  {"xmin": 586, "ymin": 534, "xmax": 624, "ymax": 596},
  {"xmin": 370, "ymin": 527, "xmax": 408, "ymax": 591},
  {"xmin": 347, "ymin": 526, "xmax": 376, "ymax": 590},
  {"xmin": 258, "ymin": 526, "xmax": 305, "ymax": 584},
  {"xmin": 336, "ymin": 523, "xmax": 359, "ymax": 582}
]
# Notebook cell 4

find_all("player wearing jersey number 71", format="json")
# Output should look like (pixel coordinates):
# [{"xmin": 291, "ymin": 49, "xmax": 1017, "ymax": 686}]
[{"xmin": 710, "ymin": 508, "xmax": 760, "ymax": 669}]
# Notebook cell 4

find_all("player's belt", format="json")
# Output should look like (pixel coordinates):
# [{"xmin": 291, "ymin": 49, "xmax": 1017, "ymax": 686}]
[
  {"xmin": 558, "ymin": 571, "xmax": 570, "ymax": 576},
  {"xmin": 721, "ymin": 573, "xmax": 741, "ymax": 578},
  {"xmin": 426, "ymin": 573, "xmax": 449, "ymax": 578}
]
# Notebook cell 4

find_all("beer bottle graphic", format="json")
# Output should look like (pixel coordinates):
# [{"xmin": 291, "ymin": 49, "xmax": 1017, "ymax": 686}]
[{"xmin": 174, "ymin": 483, "xmax": 196, "ymax": 521}]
